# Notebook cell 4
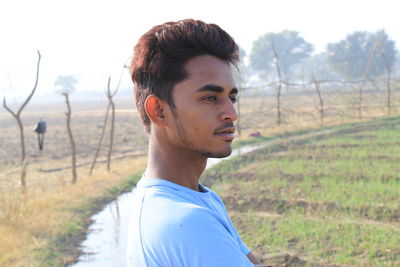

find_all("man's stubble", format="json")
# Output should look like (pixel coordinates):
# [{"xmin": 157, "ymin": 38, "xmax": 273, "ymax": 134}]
[{"xmin": 171, "ymin": 109, "xmax": 233, "ymax": 159}]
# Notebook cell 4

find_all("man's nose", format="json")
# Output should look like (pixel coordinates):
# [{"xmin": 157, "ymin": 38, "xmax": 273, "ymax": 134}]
[{"xmin": 219, "ymin": 99, "xmax": 238, "ymax": 122}]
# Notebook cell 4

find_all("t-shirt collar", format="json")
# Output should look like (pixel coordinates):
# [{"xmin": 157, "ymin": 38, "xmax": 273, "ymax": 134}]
[{"xmin": 138, "ymin": 175, "xmax": 210, "ymax": 195}]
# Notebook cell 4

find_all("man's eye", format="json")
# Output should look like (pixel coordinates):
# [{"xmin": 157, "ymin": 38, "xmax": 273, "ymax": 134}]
[
  {"xmin": 230, "ymin": 96, "xmax": 239, "ymax": 103},
  {"xmin": 203, "ymin": 96, "xmax": 217, "ymax": 102}
]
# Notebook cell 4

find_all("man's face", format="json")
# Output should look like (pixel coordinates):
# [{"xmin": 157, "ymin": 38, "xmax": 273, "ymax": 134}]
[{"xmin": 164, "ymin": 55, "xmax": 238, "ymax": 158}]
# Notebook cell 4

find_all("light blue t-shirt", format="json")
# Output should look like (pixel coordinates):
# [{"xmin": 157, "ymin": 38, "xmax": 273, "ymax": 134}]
[{"xmin": 127, "ymin": 177, "xmax": 253, "ymax": 267}]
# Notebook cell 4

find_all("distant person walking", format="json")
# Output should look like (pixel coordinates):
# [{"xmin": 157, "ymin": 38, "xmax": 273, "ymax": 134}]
[{"xmin": 34, "ymin": 119, "xmax": 46, "ymax": 151}]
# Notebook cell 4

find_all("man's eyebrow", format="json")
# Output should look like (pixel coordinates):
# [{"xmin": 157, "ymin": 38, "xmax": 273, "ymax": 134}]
[{"xmin": 197, "ymin": 84, "xmax": 238, "ymax": 94}]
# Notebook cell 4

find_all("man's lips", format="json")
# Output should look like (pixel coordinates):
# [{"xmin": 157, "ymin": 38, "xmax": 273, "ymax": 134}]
[{"xmin": 214, "ymin": 127, "xmax": 235, "ymax": 140}]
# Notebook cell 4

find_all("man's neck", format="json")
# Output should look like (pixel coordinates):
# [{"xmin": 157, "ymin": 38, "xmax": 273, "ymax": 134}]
[{"xmin": 145, "ymin": 135, "xmax": 207, "ymax": 192}]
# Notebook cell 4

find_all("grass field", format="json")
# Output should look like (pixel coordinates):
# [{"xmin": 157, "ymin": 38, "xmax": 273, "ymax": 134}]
[
  {"xmin": 1, "ymin": 90, "xmax": 400, "ymax": 266},
  {"xmin": 204, "ymin": 116, "xmax": 400, "ymax": 267}
]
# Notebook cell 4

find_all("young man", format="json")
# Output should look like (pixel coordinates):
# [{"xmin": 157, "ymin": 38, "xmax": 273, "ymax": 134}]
[{"xmin": 127, "ymin": 19, "xmax": 267, "ymax": 267}]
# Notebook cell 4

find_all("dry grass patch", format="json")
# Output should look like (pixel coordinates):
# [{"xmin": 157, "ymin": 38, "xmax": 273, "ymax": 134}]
[{"xmin": 0, "ymin": 156, "xmax": 147, "ymax": 267}]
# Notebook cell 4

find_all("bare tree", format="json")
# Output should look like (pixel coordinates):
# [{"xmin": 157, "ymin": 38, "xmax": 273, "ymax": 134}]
[
  {"xmin": 90, "ymin": 60, "xmax": 128, "ymax": 174},
  {"xmin": 3, "ymin": 50, "xmax": 41, "ymax": 192},
  {"xmin": 89, "ymin": 103, "xmax": 111, "ymax": 175},
  {"xmin": 381, "ymin": 52, "xmax": 392, "ymax": 116},
  {"xmin": 106, "ymin": 77, "xmax": 116, "ymax": 171},
  {"xmin": 63, "ymin": 92, "xmax": 77, "ymax": 183},
  {"xmin": 233, "ymin": 70, "xmax": 244, "ymax": 138},
  {"xmin": 270, "ymin": 36, "xmax": 283, "ymax": 125},
  {"xmin": 56, "ymin": 75, "xmax": 78, "ymax": 183},
  {"xmin": 312, "ymin": 74, "xmax": 324, "ymax": 125},
  {"xmin": 357, "ymin": 42, "xmax": 381, "ymax": 120},
  {"xmin": 236, "ymin": 93, "xmax": 242, "ymax": 137}
]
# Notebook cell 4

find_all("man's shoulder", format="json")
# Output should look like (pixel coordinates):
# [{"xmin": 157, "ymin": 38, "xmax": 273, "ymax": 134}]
[
  {"xmin": 136, "ymin": 182, "xmax": 199, "ymax": 206},
  {"xmin": 140, "ymin": 186, "xmax": 216, "ymax": 220},
  {"xmin": 135, "ymin": 179, "xmax": 222, "ymax": 207},
  {"xmin": 136, "ymin": 190, "xmax": 218, "ymax": 247},
  {"xmin": 135, "ymin": 185, "xmax": 220, "ymax": 231}
]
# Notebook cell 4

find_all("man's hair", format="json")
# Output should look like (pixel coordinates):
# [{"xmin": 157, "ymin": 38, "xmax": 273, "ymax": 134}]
[{"xmin": 130, "ymin": 19, "xmax": 239, "ymax": 132}]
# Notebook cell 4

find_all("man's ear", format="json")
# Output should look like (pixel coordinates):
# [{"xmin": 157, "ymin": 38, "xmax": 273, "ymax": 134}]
[{"xmin": 145, "ymin": 95, "xmax": 167, "ymax": 128}]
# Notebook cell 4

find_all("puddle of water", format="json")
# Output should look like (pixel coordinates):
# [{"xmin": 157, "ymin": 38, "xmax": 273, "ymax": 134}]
[
  {"xmin": 71, "ymin": 143, "xmax": 265, "ymax": 267},
  {"xmin": 71, "ymin": 192, "xmax": 133, "ymax": 267}
]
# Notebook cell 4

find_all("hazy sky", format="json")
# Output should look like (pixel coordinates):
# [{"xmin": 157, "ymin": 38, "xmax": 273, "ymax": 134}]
[{"xmin": 0, "ymin": 0, "xmax": 399, "ymax": 102}]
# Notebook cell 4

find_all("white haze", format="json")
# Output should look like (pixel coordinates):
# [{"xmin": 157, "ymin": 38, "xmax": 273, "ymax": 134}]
[{"xmin": 0, "ymin": 0, "xmax": 399, "ymax": 104}]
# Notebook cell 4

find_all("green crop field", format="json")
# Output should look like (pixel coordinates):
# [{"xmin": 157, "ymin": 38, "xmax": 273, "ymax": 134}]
[{"xmin": 204, "ymin": 117, "xmax": 400, "ymax": 267}]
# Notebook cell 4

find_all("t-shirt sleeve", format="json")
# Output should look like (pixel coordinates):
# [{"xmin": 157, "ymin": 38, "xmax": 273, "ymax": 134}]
[
  {"xmin": 211, "ymin": 191, "xmax": 251, "ymax": 256},
  {"xmin": 231, "ymin": 221, "xmax": 251, "ymax": 256}
]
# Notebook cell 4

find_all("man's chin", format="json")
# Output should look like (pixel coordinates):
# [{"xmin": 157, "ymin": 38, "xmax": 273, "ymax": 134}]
[{"xmin": 200, "ymin": 148, "xmax": 232, "ymax": 159}]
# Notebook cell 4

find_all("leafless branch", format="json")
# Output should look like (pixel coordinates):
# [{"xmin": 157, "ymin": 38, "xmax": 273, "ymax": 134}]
[
  {"xmin": 312, "ymin": 73, "xmax": 324, "ymax": 125},
  {"xmin": 89, "ymin": 103, "xmax": 111, "ymax": 175},
  {"xmin": 358, "ymin": 42, "xmax": 382, "ymax": 119},
  {"xmin": 381, "ymin": 52, "xmax": 392, "ymax": 116},
  {"xmin": 63, "ymin": 92, "xmax": 77, "ymax": 183},
  {"xmin": 2, "ymin": 50, "xmax": 41, "ymax": 191},
  {"xmin": 270, "ymin": 36, "xmax": 283, "ymax": 126},
  {"xmin": 106, "ymin": 77, "xmax": 116, "ymax": 171}
]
